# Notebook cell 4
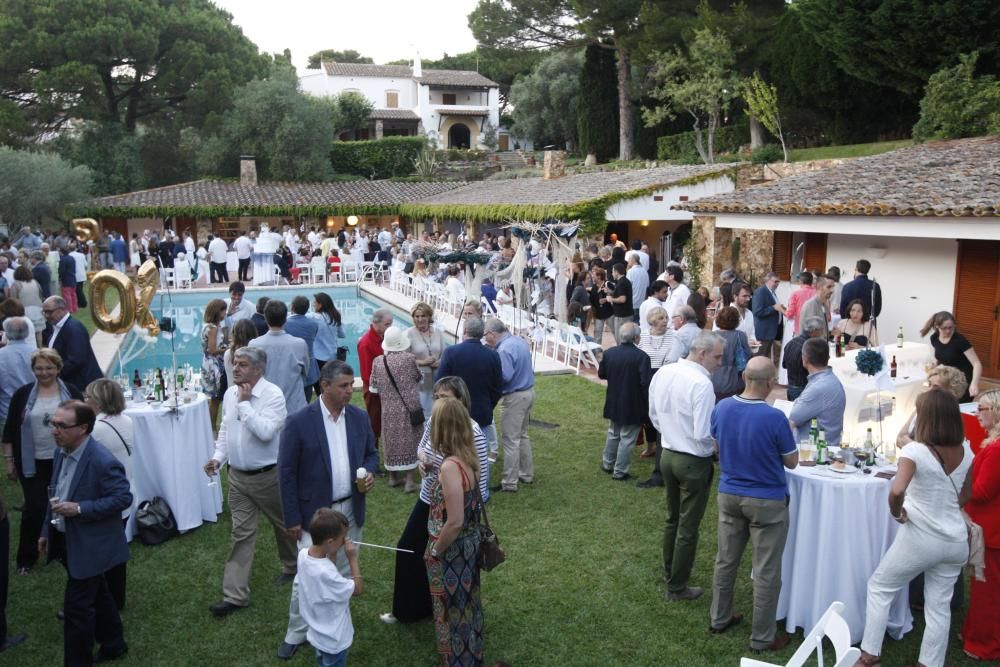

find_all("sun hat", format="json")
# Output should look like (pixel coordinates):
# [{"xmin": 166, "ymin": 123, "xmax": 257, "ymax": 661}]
[{"xmin": 381, "ymin": 326, "xmax": 411, "ymax": 353}]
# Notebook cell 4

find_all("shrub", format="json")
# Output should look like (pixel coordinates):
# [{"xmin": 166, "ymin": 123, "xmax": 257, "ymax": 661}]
[
  {"xmin": 750, "ymin": 144, "xmax": 784, "ymax": 164},
  {"xmin": 329, "ymin": 136, "xmax": 425, "ymax": 179},
  {"xmin": 912, "ymin": 52, "xmax": 1000, "ymax": 142},
  {"xmin": 656, "ymin": 124, "xmax": 747, "ymax": 162}
]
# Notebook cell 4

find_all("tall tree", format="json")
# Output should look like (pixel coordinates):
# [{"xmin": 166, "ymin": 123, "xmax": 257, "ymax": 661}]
[
  {"xmin": 0, "ymin": 147, "xmax": 93, "ymax": 226},
  {"xmin": 508, "ymin": 50, "xmax": 583, "ymax": 149},
  {"xmin": 644, "ymin": 28, "xmax": 741, "ymax": 164},
  {"xmin": 469, "ymin": 0, "xmax": 643, "ymax": 160},
  {"xmin": 577, "ymin": 44, "xmax": 619, "ymax": 162},
  {"xmin": 912, "ymin": 52, "xmax": 1000, "ymax": 141},
  {"xmin": 797, "ymin": 0, "xmax": 1000, "ymax": 95},
  {"xmin": 306, "ymin": 49, "xmax": 374, "ymax": 68},
  {"xmin": 0, "ymin": 0, "xmax": 268, "ymax": 137}
]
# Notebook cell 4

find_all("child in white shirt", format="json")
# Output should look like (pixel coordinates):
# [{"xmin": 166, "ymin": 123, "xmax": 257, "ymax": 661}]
[{"xmin": 297, "ymin": 508, "xmax": 362, "ymax": 667}]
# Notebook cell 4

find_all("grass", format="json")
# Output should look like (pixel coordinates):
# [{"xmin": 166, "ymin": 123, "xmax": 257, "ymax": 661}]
[
  {"xmin": 787, "ymin": 140, "xmax": 913, "ymax": 162},
  {"xmin": 2, "ymin": 375, "xmax": 979, "ymax": 666}
]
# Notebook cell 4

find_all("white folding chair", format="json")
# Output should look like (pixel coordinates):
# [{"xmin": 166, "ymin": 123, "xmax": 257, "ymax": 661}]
[
  {"xmin": 173, "ymin": 261, "xmax": 192, "ymax": 289},
  {"xmin": 564, "ymin": 324, "xmax": 603, "ymax": 373},
  {"xmin": 160, "ymin": 267, "xmax": 175, "ymax": 289},
  {"xmin": 295, "ymin": 262, "xmax": 311, "ymax": 284},
  {"xmin": 341, "ymin": 261, "xmax": 358, "ymax": 282},
  {"xmin": 740, "ymin": 601, "xmax": 860, "ymax": 667},
  {"xmin": 273, "ymin": 265, "xmax": 289, "ymax": 286},
  {"xmin": 310, "ymin": 257, "xmax": 328, "ymax": 284},
  {"xmin": 480, "ymin": 296, "xmax": 497, "ymax": 317}
]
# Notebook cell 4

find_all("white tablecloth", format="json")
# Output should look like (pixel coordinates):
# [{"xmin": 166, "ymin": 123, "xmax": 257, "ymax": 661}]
[
  {"xmin": 778, "ymin": 464, "xmax": 913, "ymax": 643},
  {"xmin": 226, "ymin": 250, "xmax": 239, "ymax": 273},
  {"xmin": 123, "ymin": 394, "xmax": 222, "ymax": 540}
]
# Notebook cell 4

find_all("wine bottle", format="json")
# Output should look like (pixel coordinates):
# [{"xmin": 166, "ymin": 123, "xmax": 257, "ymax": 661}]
[
  {"xmin": 816, "ymin": 429, "xmax": 828, "ymax": 465},
  {"xmin": 896, "ymin": 326, "xmax": 904, "ymax": 348},
  {"xmin": 133, "ymin": 369, "xmax": 142, "ymax": 389},
  {"xmin": 890, "ymin": 356, "xmax": 897, "ymax": 379}
]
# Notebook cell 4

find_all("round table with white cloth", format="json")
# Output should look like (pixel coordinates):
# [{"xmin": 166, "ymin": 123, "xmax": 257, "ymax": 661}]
[
  {"xmin": 123, "ymin": 393, "xmax": 222, "ymax": 541},
  {"xmin": 777, "ymin": 462, "xmax": 913, "ymax": 643}
]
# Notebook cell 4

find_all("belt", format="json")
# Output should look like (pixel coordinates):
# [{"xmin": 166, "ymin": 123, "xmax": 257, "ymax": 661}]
[
  {"xmin": 230, "ymin": 463, "xmax": 276, "ymax": 476},
  {"xmin": 331, "ymin": 494, "xmax": 352, "ymax": 505}
]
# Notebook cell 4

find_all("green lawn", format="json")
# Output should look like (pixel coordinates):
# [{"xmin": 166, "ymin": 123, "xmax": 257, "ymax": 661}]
[
  {"xmin": 788, "ymin": 140, "xmax": 912, "ymax": 162},
  {"xmin": 2, "ymin": 375, "xmax": 978, "ymax": 666}
]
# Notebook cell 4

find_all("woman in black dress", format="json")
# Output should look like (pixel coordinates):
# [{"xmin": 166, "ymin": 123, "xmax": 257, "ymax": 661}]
[{"xmin": 921, "ymin": 310, "xmax": 982, "ymax": 402}]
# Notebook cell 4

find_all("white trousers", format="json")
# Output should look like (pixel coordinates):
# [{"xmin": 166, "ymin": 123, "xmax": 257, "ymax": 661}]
[
  {"xmin": 283, "ymin": 499, "xmax": 362, "ymax": 645},
  {"xmin": 861, "ymin": 522, "xmax": 967, "ymax": 667}
]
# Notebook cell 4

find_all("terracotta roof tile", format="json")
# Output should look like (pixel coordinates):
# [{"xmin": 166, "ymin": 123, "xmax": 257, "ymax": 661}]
[
  {"xmin": 322, "ymin": 62, "xmax": 498, "ymax": 88},
  {"xmin": 681, "ymin": 136, "xmax": 1000, "ymax": 217},
  {"xmin": 369, "ymin": 109, "xmax": 420, "ymax": 120}
]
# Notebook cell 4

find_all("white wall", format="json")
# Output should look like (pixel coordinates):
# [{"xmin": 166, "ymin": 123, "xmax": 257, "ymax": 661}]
[
  {"xmin": 299, "ymin": 74, "xmax": 418, "ymax": 110},
  {"xmin": 825, "ymin": 234, "xmax": 958, "ymax": 341},
  {"xmin": 605, "ymin": 176, "xmax": 736, "ymax": 222}
]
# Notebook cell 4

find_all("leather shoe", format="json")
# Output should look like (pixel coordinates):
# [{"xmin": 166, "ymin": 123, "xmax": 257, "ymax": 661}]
[
  {"xmin": 666, "ymin": 586, "xmax": 704, "ymax": 601},
  {"xmin": 277, "ymin": 641, "xmax": 302, "ymax": 660},
  {"xmin": 709, "ymin": 612, "xmax": 743, "ymax": 634},
  {"xmin": 94, "ymin": 643, "xmax": 128, "ymax": 662},
  {"xmin": 274, "ymin": 572, "xmax": 295, "ymax": 586},
  {"xmin": 490, "ymin": 484, "xmax": 517, "ymax": 493},
  {"xmin": 209, "ymin": 601, "xmax": 245, "ymax": 617},
  {"xmin": 601, "ymin": 465, "xmax": 612, "ymax": 474},
  {"xmin": 0, "ymin": 634, "xmax": 27, "ymax": 652},
  {"xmin": 637, "ymin": 478, "xmax": 664, "ymax": 488},
  {"xmin": 56, "ymin": 610, "xmax": 65, "ymax": 621},
  {"xmin": 611, "ymin": 473, "xmax": 634, "ymax": 481},
  {"xmin": 750, "ymin": 633, "xmax": 792, "ymax": 654}
]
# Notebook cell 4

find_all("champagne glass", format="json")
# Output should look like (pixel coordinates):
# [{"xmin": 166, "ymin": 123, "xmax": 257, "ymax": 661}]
[
  {"xmin": 207, "ymin": 463, "xmax": 220, "ymax": 487},
  {"xmin": 47, "ymin": 485, "xmax": 63, "ymax": 528}
]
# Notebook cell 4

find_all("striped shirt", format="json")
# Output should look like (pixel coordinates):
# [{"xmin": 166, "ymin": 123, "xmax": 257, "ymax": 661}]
[
  {"xmin": 639, "ymin": 330, "xmax": 676, "ymax": 369},
  {"xmin": 418, "ymin": 419, "xmax": 490, "ymax": 505}
]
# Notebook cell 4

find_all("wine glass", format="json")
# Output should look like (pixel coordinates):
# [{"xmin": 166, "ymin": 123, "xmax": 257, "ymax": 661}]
[{"xmin": 47, "ymin": 485, "xmax": 63, "ymax": 529}]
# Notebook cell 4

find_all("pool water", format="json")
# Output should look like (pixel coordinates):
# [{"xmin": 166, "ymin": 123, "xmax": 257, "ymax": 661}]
[{"xmin": 115, "ymin": 286, "xmax": 411, "ymax": 379}]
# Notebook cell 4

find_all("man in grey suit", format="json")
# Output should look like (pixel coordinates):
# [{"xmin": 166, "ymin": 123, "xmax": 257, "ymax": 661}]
[{"xmin": 249, "ymin": 299, "xmax": 309, "ymax": 415}]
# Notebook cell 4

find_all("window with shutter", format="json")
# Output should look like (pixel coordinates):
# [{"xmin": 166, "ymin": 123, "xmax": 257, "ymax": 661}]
[
  {"xmin": 442, "ymin": 93, "xmax": 456, "ymax": 105},
  {"xmin": 802, "ymin": 232, "xmax": 828, "ymax": 274},
  {"xmin": 386, "ymin": 91, "xmax": 398, "ymax": 108},
  {"xmin": 954, "ymin": 240, "xmax": 1000, "ymax": 379},
  {"xmin": 771, "ymin": 231, "xmax": 793, "ymax": 280}
]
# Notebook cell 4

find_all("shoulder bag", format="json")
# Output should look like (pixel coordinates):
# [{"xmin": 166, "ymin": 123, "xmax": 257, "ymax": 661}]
[
  {"xmin": 98, "ymin": 418, "xmax": 131, "ymax": 455},
  {"xmin": 472, "ymin": 474, "xmax": 506, "ymax": 572},
  {"xmin": 926, "ymin": 444, "xmax": 985, "ymax": 581},
  {"xmin": 382, "ymin": 357, "xmax": 425, "ymax": 427}
]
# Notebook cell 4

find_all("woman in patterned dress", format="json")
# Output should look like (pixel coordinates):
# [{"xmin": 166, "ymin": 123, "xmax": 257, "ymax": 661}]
[
  {"xmin": 200, "ymin": 299, "xmax": 228, "ymax": 432},
  {"xmin": 425, "ymin": 397, "xmax": 483, "ymax": 667},
  {"xmin": 369, "ymin": 326, "xmax": 423, "ymax": 492},
  {"xmin": 406, "ymin": 302, "xmax": 444, "ymax": 418}
]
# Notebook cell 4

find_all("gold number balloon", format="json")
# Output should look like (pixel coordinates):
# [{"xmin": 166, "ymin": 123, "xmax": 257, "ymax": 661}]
[
  {"xmin": 72, "ymin": 218, "xmax": 100, "ymax": 243},
  {"xmin": 88, "ymin": 260, "xmax": 160, "ymax": 336}
]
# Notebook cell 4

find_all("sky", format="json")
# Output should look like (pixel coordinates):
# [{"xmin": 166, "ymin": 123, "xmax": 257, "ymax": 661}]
[{"xmin": 212, "ymin": 0, "xmax": 482, "ymax": 70}]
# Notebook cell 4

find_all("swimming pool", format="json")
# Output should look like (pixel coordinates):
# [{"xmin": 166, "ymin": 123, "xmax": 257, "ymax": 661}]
[{"xmin": 113, "ymin": 286, "xmax": 411, "ymax": 379}]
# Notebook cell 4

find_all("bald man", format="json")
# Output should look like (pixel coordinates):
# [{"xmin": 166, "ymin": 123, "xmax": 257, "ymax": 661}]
[{"xmin": 708, "ymin": 357, "xmax": 797, "ymax": 653}]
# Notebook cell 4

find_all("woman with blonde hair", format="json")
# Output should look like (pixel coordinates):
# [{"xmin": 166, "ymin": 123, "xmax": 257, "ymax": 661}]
[
  {"xmin": 406, "ymin": 302, "xmax": 444, "ymax": 418},
  {"xmin": 200, "ymin": 298, "xmax": 229, "ymax": 430},
  {"xmin": 921, "ymin": 310, "xmax": 982, "ymax": 401},
  {"xmin": 425, "ymin": 397, "xmax": 483, "ymax": 666},
  {"xmin": 896, "ymin": 365, "xmax": 968, "ymax": 449},
  {"xmin": 963, "ymin": 388, "xmax": 1000, "ymax": 660}
]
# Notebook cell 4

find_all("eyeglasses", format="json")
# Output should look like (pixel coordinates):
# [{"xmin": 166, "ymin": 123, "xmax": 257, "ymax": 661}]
[
  {"xmin": 42, "ymin": 308, "xmax": 61, "ymax": 314},
  {"xmin": 979, "ymin": 406, "xmax": 993, "ymax": 413},
  {"xmin": 50, "ymin": 421, "xmax": 82, "ymax": 431}
]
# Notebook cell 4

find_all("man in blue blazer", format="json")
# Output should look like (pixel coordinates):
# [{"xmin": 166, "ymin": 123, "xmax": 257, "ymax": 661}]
[
  {"xmin": 283, "ymin": 296, "xmax": 321, "ymax": 402},
  {"xmin": 276, "ymin": 360, "xmax": 378, "ymax": 660},
  {"xmin": 41, "ymin": 401, "xmax": 131, "ymax": 665},
  {"xmin": 752, "ymin": 272, "xmax": 786, "ymax": 364},
  {"xmin": 41, "ymin": 296, "xmax": 104, "ymax": 392},
  {"xmin": 435, "ymin": 317, "xmax": 502, "ymax": 454}
]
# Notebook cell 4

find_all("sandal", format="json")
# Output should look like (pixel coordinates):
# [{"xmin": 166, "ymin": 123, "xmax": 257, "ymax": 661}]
[{"xmin": 16, "ymin": 566, "xmax": 31, "ymax": 576}]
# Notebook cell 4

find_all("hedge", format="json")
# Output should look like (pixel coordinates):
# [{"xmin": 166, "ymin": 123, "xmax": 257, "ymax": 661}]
[
  {"xmin": 329, "ymin": 137, "xmax": 425, "ymax": 179},
  {"xmin": 656, "ymin": 124, "xmax": 748, "ymax": 163}
]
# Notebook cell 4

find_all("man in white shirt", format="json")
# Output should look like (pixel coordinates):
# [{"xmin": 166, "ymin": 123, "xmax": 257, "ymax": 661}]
[
  {"xmin": 630, "ymin": 240, "xmax": 650, "ymax": 272},
  {"xmin": 662, "ymin": 266, "xmax": 691, "ymax": 319},
  {"xmin": 714, "ymin": 283, "xmax": 757, "ymax": 343},
  {"xmin": 208, "ymin": 234, "xmax": 230, "ymax": 284},
  {"xmin": 355, "ymin": 231, "xmax": 369, "ymax": 257},
  {"xmin": 203, "ymin": 346, "xmax": 296, "ymax": 616},
  {"xmin": 626, "ymin": 252, "xmax": 649, "ymax": 322},
  {"xmin": 233, "ymin": 231, "xmax": 254, "ymax": 282},
  {"xmin": 639, "ymin": 281, "xmax": 670, "ymax": 334},
  {"xmin": 649, "ymin": 331, "xmax": 724, "ymax": 601},
  {"xmin": 183, "ymin": 231, "xmax": 196, "ymax": 256},
  {"xmin": 224, "ymin": 281, "xmax": 255, "ymax": 333},
  {"xmin": 69, "ymin": 243, "xmax": 89, "ymax": 308},
  {"xmin": 377, "ymin": 228, "xmax": 391, "ymax": 249}
]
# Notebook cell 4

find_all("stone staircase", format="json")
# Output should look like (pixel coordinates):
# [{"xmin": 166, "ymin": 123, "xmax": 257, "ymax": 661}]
[{"xmin": 492, "ymin": 150, "xmax": 536, "ymax": 170}]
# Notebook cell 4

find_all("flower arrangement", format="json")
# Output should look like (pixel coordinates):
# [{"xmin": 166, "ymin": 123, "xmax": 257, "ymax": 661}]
[{"xmin": 856, "ymin": 349, "xmax": 885, "ymax": 376}]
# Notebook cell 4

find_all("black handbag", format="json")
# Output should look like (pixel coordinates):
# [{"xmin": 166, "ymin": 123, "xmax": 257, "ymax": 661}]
[
  {"xmin": 474, "ymin": 478, "xmax": 506, "ymax": 572},
  {"xmin": 381, "ymin": 356, "xmax": 424, "ymax": 427},
  {"xmin": 336, "ymin": 346, "xmax": 349, "ymax": 362},
  {"xmin": 135, "ymin": 497, "xmax": 179, "ymax": 546}
]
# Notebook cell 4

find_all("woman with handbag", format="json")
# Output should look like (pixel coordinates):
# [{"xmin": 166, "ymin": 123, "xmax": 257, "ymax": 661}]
[
  {"xmin": 405, "ymin": 302, "xmax": 444, "ymax": 419},
  {"xmin": 855, "ymin": 390, "xmax": 973, "ymax": 667},
  {"xmin": 380, "ymin": 377, "xmax": 489, "ymax": 626},
  {"xmin": 85, "ymin": 378, "xmax": 133, "ymax": 611},
  {"xmin": 711, "ymin": 306, "xmax": 752, "ymax": 403},
  {"xmin": 308, "ymin": 292, "xmax": 346, "ymax": 396},
  {"xmin": 369, "ymin": 326, "xmax": 423, "ymax": 493},
  {"xmin": 963, "ymin": 388, "xmax": 1000, "ymax": 660},
  {"xmin": 425, "ymin": 397, "xmax": 484, "ymax": 667}
]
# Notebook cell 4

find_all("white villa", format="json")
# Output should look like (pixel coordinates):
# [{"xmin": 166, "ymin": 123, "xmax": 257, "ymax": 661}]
[{"xmin": 299, "ymin": 58, "xmax": 502, "ymax": 150}]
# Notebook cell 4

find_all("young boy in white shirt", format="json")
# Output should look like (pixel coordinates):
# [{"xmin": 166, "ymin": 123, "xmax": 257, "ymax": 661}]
[{"xmin": 298, "ymin": 509, "xmax": 362, "ymax": 667}]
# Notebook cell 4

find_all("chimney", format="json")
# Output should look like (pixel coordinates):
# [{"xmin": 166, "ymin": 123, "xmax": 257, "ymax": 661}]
[
  {"xmin": 412, "ymin": 52, "xmax": 422, "ymax": 78},
  {"xmin": 543, "ymin": 150, "xmax": 566, "ymax": 179},
  {"xmin": 240, "ymin": 155, "xmax": 257, "ymax": 187}
]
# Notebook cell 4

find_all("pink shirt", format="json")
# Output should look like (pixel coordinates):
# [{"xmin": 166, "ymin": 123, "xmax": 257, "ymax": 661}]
[{"xmin": 786, "ymin": 286, "xmax": 816, "ymax": 334}]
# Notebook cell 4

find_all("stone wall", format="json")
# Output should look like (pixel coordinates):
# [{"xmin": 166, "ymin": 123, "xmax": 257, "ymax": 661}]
[{"xmin": 691, "ymin": 216, "xmax": 775, "ymax": 288}]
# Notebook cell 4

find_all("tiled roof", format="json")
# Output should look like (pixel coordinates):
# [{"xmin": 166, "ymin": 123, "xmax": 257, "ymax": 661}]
[
  {"xmin": 437, "ymin": 108, "xmax": 488, "ymax": 116},
  {"xmin": 369, "ymin": 109, "xmax": 420, "ymax": 120},
  {"xmin": 681, "ymin": 136, "xmax": 1000, "ymax": 217},
  {"xmin": 415, "ymin": 165, "xmax": 734, "ymax": 206},
  {"xmin": 322, "ymin": 62, "xmax": 498, "ymax": 88},
  {"xmin": 77, "ymin": 180, "xmax": 468, "ymax": 216}
]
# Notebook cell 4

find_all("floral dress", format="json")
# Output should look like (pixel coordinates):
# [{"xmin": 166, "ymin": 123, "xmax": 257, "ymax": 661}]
[
  {"xmin": 369, "ymin": 351, "xmax": 423, "ymax": 470},
  {"xmin": 425, "ymin": 459, "xmax": 483, "ymax": 666},
  {"xmin": 200, "ymin": 324, "xmax": 227, "ymax": 399}
]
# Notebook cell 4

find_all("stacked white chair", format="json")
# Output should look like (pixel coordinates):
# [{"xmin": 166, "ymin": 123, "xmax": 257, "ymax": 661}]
[
  {"xmin": 310, "ymin": 257, "xmax": 328, "ymax": 284},
  {"xmin": 173, "ymin": 260, "xmax": 192, "ymax": 289},
  {"xmin": 739, "ymin": 601, "xmax": 859, "ymax": 667},
  {"xmin": 296, "ymin": 262, "xmax": 312, "ymax": 284}
]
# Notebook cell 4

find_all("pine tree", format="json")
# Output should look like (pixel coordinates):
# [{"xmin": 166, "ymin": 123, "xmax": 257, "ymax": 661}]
[{"xmin": 577, "ymin": 44, "xmax": 619, "ymax": 163}]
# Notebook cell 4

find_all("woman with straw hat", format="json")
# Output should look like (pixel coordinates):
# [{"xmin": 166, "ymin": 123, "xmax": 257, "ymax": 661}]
[{"xmin": 369, "ymin": 326, "xmax": 424, "ymax": 492}]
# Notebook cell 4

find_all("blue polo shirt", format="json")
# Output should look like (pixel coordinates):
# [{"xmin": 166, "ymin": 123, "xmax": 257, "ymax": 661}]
[{"xmin": 712, "ymin": 396, "xmax": 797, "ymax": 501}]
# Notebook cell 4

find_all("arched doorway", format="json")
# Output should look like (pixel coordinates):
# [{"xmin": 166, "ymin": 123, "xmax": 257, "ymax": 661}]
[{"xmin": 448, "ymin": 123, "xmax": 471, "ymax": 149}]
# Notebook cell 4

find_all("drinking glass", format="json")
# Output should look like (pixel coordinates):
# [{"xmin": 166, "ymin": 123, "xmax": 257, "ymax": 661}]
[
  {"xmin": 47, "ymin": 485, "xmax": 63, "ymax": 528},
  {"xmin": 799, "ymin": 442, "xmax": 815, "ymax": 462},
  {"xmin": 207, "ymin": 465, "xmax": 220, "ymax": 487}
]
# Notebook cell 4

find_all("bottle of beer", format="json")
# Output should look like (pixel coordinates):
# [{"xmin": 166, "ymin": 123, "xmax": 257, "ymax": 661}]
[
  {"xmin": 836, "ymin": 334, "xmax": 844, "ymax": 358},
  {"xmin": 809, "ymin": 418, "xmax": 819, "ymax": 448},
  {"xmin": 890, "ymin": 356, "xmax": 897, "ymax": 379},
  {"xmin": 133, "ymin": 369, "xmax": 142, "ymax": 389},
  {"xmin": 897, "ymin": 326, "xmax": 904, "ymax": 348},
  {"xmin": 816, "ymin": 429, "xmax": 828, "ymax": 465},
  {"xmin": 864, "ymin": 427, "xmax": 876, "ymax": 465}
]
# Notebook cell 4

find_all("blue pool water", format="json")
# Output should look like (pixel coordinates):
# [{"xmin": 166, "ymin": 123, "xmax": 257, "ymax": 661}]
[{"xmin": 115, "ymin": 286, "xmax": 411, "ymax": 378}]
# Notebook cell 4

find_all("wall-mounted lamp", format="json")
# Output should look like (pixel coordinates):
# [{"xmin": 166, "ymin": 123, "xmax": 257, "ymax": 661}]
[
  {"xmin": 347, "ymin": 215, "xmax": 359, "ymax": 226},
  {"xmin": 868, "ymin": 245, "xmax": 888, "ymax": 259}
]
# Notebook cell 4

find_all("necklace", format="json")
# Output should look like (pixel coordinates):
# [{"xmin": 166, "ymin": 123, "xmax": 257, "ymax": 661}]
[{"xmin": 417, "ymin": 328, "xmax": 437, "ymax": 360}]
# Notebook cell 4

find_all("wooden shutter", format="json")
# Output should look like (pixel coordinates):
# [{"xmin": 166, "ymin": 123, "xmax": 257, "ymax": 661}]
[
  {"xmin": 803, "ymin": 232, "xmax": 828, "ymax": 273},
  {"xmin": 386, "ymin": 91, "xmax": 398, "ymax": 108},
  {"xmin": 442, "ymin": 93, "xmax": 456, "ymax": 105},
  {"xmin": 771, "ymin": 231, "xmax": 793, "ymax": 280},
  {"xmin": 954, "ymin": 240, "xmax": 1000, "ymax": 379}
]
